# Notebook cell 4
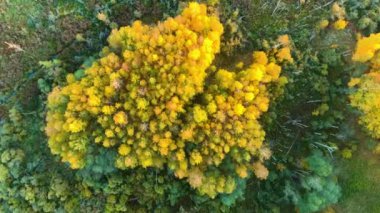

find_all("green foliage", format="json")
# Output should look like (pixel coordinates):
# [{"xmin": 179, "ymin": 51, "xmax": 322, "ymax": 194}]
[
  {"xmin": 307, "ymin": 151, "xmax": 333, "ymax": 177},
  {"xmin": 283, "ymin": 152, "xmax": 341, "ymax": 213},
  {"xmin": 344, "ymin": 0, "xmax": 380, "ymax": 35},
  {"xmin": 220, "ymin": 178, "xmax": 246, "ymax": 207}
]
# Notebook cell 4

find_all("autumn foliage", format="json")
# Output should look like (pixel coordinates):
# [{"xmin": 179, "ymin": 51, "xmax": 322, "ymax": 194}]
[{"xmin": 44, "ymin": 2, "xmax": 289, "ymax": 197}]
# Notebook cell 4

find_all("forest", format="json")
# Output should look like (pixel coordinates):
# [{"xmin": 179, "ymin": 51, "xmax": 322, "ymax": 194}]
[{"xmin": 1, "ymin": 0, "xmax": 380, "ymax": 212}]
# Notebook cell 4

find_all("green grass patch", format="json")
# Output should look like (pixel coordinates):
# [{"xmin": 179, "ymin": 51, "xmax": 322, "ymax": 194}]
[{"xmin": 336, "ymin": 144, "xmax": 380, "ymax": 213}]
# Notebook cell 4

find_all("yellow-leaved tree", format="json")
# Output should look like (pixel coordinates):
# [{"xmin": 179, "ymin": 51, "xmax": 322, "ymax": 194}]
[
  {"xmin": 45, "ymin": 2, "xmax": 290, "ymax": 197},
  {"xmin": 350, "ymin": 34, "xmax": 380, "ymax": 144}
]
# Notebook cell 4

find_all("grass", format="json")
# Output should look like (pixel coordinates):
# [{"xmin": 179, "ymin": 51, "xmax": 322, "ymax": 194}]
[{"xmin": 335, "ymin": 136, "xmax": 380, "ymax": 213}]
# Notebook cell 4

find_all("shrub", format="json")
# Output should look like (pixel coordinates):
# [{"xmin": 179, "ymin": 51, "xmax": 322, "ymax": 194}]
[
  {"xmin": 285, "ymin": 152, "xmax": 341, "ymax": 213},
  {"xmin": 344, "ymin": 0, "xmax": 380, "ymax": 35}
]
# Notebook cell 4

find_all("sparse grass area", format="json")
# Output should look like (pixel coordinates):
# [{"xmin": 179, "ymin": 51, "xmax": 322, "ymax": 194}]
[
  {"xmin": 0, "ymin": 0, "xmax": 54, "ymax": 90},
  {"xmin": 0, "ymin": 0, "xmax": 93, "ymax": 117}
]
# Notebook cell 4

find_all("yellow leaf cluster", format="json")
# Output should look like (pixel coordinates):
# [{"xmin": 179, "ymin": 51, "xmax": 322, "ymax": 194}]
[
  {"xmin": 352, "ymin": 33, "xmax": 380, "ymax": 63},
  {"xmin": 333, "ymin": 19, "xmax": 348, "ymax": 30},
  {"xmin": 331, "ymin": 2, "xmax": 348, "ymax": 30},
  {"xmin": 332, "ymin": 2, "xmax": 346, "ymax": 19},
  {"xmin": 275, "ymin": 35, "xmax": 294, "ymax": 63}
]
